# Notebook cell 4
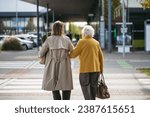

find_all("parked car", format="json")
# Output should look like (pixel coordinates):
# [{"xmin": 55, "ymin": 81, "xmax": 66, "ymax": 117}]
[
  {"xmin": 16, "ymin": 37, "xmax": 33, "ymax": 50},
  {"xmin": 1, "ymin": 35, "xmax": 33, "ymax": 50},
  {"xmin": 27, "ymin": 31, "xmax": 45, "ymax": 38},
  {"xmin": 16, "ymin": 34, "xmax": 42, "ymax": 47},
  {"xmin": 29, "ymin": 34, "xmax": 42, "ymax": 47}
]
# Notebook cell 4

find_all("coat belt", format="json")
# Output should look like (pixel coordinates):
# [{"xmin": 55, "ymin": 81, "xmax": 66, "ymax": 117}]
[{"xmin": 50, "ymin": 55, "xmax": 67, "ymax": 63}]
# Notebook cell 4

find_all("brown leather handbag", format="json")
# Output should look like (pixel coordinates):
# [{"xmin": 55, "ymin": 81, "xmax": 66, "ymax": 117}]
[{"xmin": 96, "ymin": 74, "xmax": 110, "ymax": 99}]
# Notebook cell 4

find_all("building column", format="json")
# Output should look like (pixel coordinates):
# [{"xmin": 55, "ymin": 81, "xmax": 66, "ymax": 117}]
[
  {"xmin": 16, "ymin": 0, "xmax": 18, "ymax": 34},
  {"xmin": 108, "ymin": 0, "xmax": 112, "ymax": 53},
  {"xmin": 121, "ymin": 0, "xmax": 127, "ymax": 57},
  {"xmin": 99, "ymin": 0, "xmax": 105, "ymax": 49},
  {"xmin": 37, "ymin": 0, "xmax": 40, "ymax": 50},
  {"xmin": 46, "ymin": 4, "xmax": 49, "ymax": 36},
  {"xmin": 52, "ymin": 10, "xmax": 55, "ymax": 22}
]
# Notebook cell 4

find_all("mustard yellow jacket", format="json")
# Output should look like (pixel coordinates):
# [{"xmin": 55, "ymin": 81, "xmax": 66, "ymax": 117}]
[{"xmin": 69, "ymin": 36, "xmax": 104, "ymax": 73}]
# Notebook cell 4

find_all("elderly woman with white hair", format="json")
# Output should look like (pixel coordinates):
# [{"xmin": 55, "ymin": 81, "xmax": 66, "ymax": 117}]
[{"xmin": 69, "ymin": 25, "xmax": 104, "ymax": 100}]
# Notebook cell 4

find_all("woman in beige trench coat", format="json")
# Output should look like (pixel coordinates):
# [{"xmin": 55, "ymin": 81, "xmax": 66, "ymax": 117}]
[{"xmin": 39, "ymin": 21, "xmax": 74, "ymax": 100}]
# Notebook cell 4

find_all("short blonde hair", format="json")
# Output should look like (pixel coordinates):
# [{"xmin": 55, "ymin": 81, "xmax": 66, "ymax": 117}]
[
  {"xmin": 81, "ymin": 25, "xmax": 95, "ymax": 37},
  {"xmin": 52, "ymin": 20, "xmax": 64, "ymax": 36}
]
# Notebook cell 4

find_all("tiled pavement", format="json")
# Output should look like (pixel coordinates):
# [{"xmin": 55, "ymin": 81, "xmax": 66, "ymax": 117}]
[{"xmin": 0, "ymin": 50, "xmax": 150, "ymax": 100}]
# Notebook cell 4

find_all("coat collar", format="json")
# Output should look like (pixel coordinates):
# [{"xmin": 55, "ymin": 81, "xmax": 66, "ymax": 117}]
[{"xmin": 84, "ymin": 36, "xmax": 92, "ymax": 39}]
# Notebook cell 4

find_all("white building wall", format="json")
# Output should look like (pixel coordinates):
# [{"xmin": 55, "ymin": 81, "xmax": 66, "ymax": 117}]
[
  {"xmin": 0, "ymin": 0, "xmax": 46, "ymax": 12},
  {"xmin": 123, "ymin": 0, "xmax": 143, "ymax": 8}
]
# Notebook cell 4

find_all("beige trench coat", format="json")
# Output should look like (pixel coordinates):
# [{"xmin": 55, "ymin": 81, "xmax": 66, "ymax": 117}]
[{"xmin": 39, "ymin": 35, "xmax": 74, "ymax": 91}]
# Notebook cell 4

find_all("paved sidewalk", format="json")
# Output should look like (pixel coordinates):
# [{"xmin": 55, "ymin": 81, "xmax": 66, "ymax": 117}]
[{"xmin": 0, "ymin": 49, "xmax": 150, "ymax": 100}]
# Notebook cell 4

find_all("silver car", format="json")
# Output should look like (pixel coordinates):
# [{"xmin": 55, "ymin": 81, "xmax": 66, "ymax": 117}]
[
  {"xmin": 16, "ymin": 34, "xmax": 41, "ymax": 47},
  {"xmin": 16, "ymin": 37, "xmax": 33, "ymax": 50}
]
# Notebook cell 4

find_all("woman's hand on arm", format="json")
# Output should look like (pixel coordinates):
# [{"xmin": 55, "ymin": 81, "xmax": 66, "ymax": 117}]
[{"xmin": 69, "ymin": 40, "xmax": 82, "ymax": 58}]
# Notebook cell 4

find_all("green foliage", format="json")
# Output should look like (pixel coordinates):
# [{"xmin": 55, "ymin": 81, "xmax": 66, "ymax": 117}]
[
  {"xmin": 2, "ymin": 36, "xmax": 23, "ymax": 51},
  {"xmin": 42, "ymin": 35, "xmax": 47, "ymax": 44},
  {"xmin": 137, "ymin": 68, "xmax": 150, "ymax": 76},
  {"xmin": 26, "ymin": 17, "xmax": 36, "ymax": 31},
  {"xmin": 0, "ymin": 19, "xmax": 5, "ymax": 34},
  {"xmin": 41, "ymin": 32, "xmax": 51, "ymax": 44},
  {"xmin": 68, "ymin": 22, "xmax": 81, "ymax": 38},
  {"xmin": 132, "ymin": 40, "xmax": 144, "ymax": 48}
]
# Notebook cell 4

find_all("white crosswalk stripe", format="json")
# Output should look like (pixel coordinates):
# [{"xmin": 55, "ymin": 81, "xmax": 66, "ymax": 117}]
[
  {"xmin": 0, "ymin": 61, "xmax": 44, "ymax": 69},
  {"xmin": 0, "ymin": 60, "xmax": 150, "ymax": 100},
  {"xmin": 0, "ymin": 73, "xmax": 150, "ymax": 100},
  {"xmin": 0, "ymin": 60, "xmax": 82, "ymax": 99},
  {"xmin": 0, "ymin": 76, "xmax": 83, "ymax": 100}
]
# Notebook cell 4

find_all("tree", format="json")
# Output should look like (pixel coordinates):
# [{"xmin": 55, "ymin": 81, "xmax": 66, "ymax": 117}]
[
  {"xmin": 68, "ymin": 22, "xmax": 81, "ymax": 38},
  {"xmin": 139, "ymin": 0, "xmax": 150, "ymax": 9},
  {"xmin": 104, "ymin": 0, "xmax": 121, "ymax": 25},
  {"xmin": 26, "ymin": 17, "xmax": 35, "ymax": 31},
  {"xmin": 0, "ymin": 19, "xmax": 5, "ymax": 34}
]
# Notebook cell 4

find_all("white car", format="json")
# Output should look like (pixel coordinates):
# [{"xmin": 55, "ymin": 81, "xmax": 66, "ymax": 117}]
[
  {"xmin": 16, "ymin": 34, "xmax": 41, "ymax": 47},
  {"xmin": 28, "ymin": 34, "xmax": 42, "ymax": 47},
  {"xmin": 16, "ymin": 37, "xmax": 33, "ymax": 50},
  {"xmin": 27, "ymin": 31, "xmax": 45, "ymax": 37}
]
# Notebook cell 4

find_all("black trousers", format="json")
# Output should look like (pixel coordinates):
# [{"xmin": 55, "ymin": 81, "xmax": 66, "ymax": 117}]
[
  {"xmin": 79, "ymin": 72, "xmax": 100, "ymax": 100},
  {"xmin": 52, "ymin": 90, "xmax": 71, "ymax": 100}
]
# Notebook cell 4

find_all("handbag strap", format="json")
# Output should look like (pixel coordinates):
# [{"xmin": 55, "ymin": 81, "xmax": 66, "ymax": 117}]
[{"xmin": 98, "ymin": 73, "xmax": 106, "ymax": 84}]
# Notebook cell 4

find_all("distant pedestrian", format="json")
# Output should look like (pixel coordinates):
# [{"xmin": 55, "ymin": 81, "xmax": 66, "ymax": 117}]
[
  {"xmin": 39, "ymin": 21, "xmax": 74, "ymax": 100},
  {"xmin": 69, "ymin": 25, "xmax": 104, "ymax": 100}
]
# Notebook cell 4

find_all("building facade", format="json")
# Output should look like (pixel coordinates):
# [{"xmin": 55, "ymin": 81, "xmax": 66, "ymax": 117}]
[
  {"xmin": 114, "ymin": 0, "xmax": 150, "ymax": 50},
  {"xmin": 88, "ymin": 0, "xmax": 150, "ymax": 50},
  {"xmin": 0, "ymin": 0, "xmax": 46, "ymax": 35}
]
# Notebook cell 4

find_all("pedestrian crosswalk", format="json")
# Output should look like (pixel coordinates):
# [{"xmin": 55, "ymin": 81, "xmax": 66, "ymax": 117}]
[
  {"xmin": 0, "ymin": 60, "xmax": 150, "ymax": 100},
  {"xmin": 0, "ymin": 77, "xmax": 83, "ymax": 100},
  {"xmin": 0, "ymin": 60, "xmax": 80, "ymax": 69},
  {"xmin": 0, "ymin": 61, "xmax": 44, "ymax": 69},
  {"xmin": 0, "ymin": 73, "xmax": 150, "ymax": 100},
  {"xmin": 0, "ymin": 60, "xmax": 81, "ymax": 99}
]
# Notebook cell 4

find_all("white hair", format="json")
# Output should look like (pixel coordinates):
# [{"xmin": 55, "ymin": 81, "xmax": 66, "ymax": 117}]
[{"xmin": 81, "ymin": 25, "xmax": 95, "ymax": 37}]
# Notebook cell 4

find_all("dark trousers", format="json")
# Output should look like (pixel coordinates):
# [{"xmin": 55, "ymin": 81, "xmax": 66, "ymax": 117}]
[
  {"xmin": 79, "ymin": 72, "xmax": 99, "ymax": 100},
  {"xmin": 52, "ymin": 90, "xmax": 71, "ymax": 100}
]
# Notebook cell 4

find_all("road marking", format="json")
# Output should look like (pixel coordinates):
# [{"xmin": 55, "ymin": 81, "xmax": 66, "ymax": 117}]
[
  {"xmin": 0, "ymin": 61, "xmax": 44, "ymax": 69},
  {"xmin": 0, "ymin": 79, "xmax": 16, "ymax": 89},
  {"xmin": 117, "ymin": 60, "xmax": 133, "ymax": 69},
  {"xmin": 0, "ymin": 79, "xmax": 11, "ymax": 85},
  {"xmin": 129, "ymin": 60, "xmax": 150, "ymax": 62},
  {"xmin": 0, "ymin": 61, "xmax": 31, "ymax": 69}
]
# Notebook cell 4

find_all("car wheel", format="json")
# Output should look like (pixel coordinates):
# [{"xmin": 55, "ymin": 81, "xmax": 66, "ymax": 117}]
[
  {"xmin": 22, "ymin": 44, "xmax": 28, "ymax": 50},
  {"xmin": 33, "ymin": 42, "xmax": 37, "ymax": 47}
]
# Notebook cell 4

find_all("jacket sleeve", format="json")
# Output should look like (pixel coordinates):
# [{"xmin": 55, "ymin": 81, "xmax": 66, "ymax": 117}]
[
  {"xmin": 69, "ymin": 40, "xmax": 83, "ymax": 58},
  {"xmin": 98, "ymin": 44, "xmax": 104, "ymax": 73},
  {"xmin": 39, "ymin": 40, "xmax": 49, "ymax": 57},
  {"xmin": 68, "ymin": 39, "xmax": 74, "ymax": 52}
]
